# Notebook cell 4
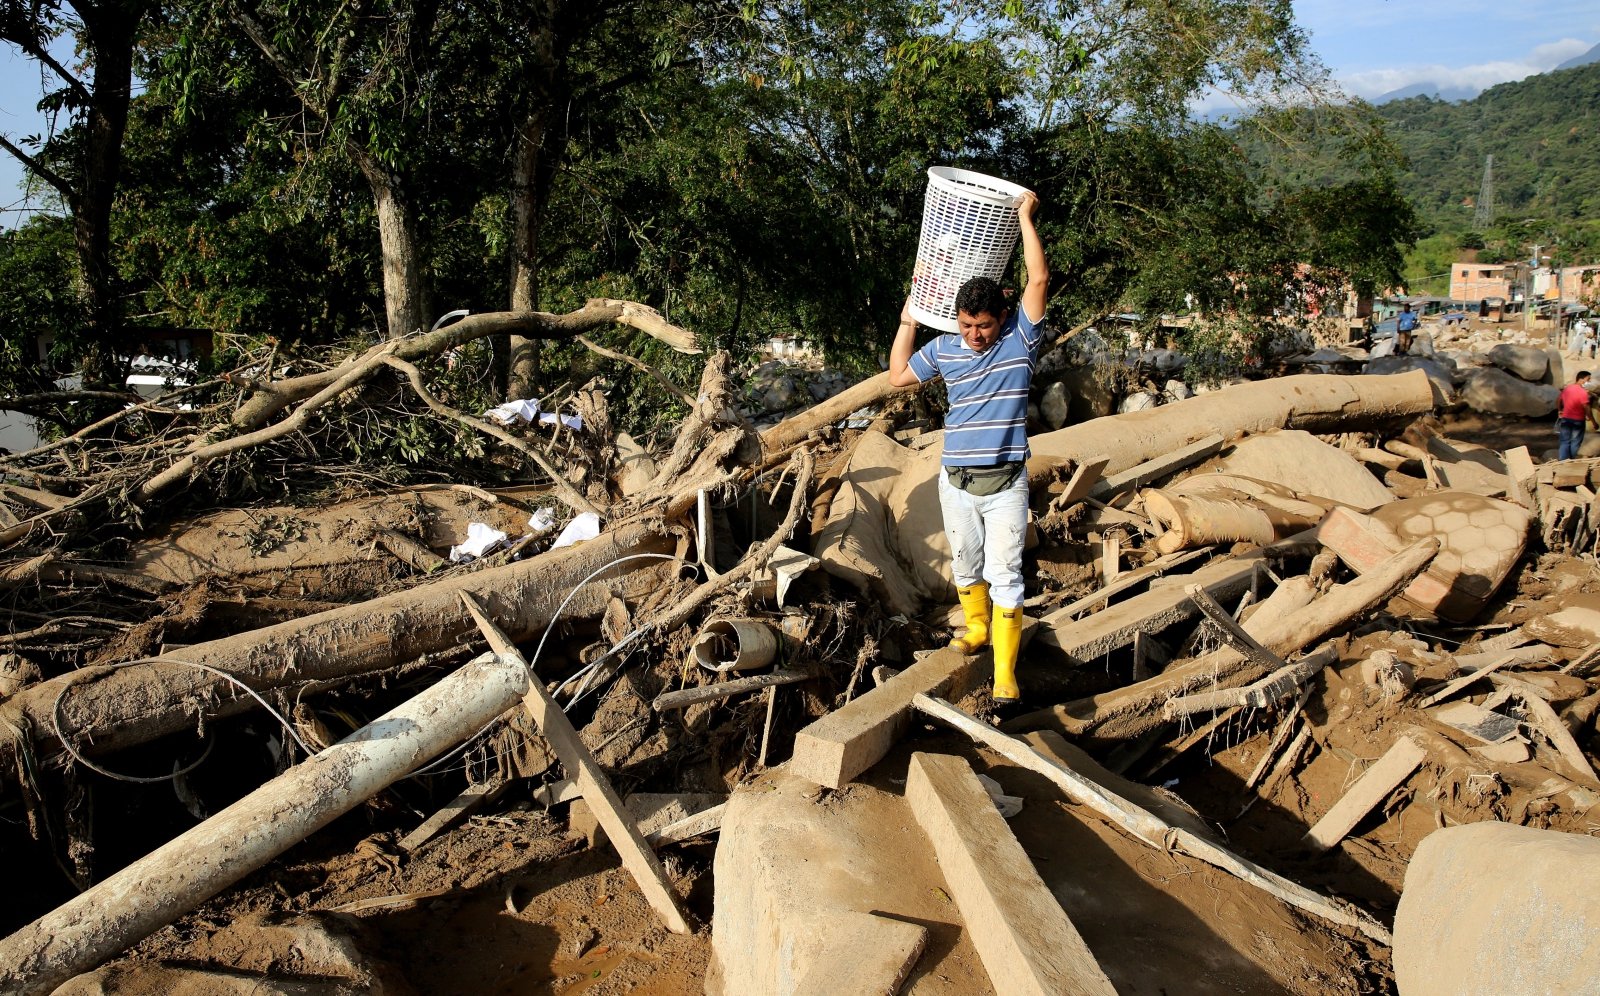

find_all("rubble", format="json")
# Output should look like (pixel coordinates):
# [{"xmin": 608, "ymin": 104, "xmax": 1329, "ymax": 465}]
[{"xmin": 3, "ymin": 311, "xmax": 1599, "ymax": 995}]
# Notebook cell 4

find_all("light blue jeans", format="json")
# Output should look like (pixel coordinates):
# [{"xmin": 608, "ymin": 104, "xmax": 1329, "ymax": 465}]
[{"xmin": 938, "ymin": 469, "xmax": 1029, "ymax": 609}]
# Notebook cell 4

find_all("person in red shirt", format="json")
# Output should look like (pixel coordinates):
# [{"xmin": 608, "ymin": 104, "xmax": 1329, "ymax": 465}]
[{"xmin": 1557, "ymin": 371, "xmax": 1598, "ymax": 460}]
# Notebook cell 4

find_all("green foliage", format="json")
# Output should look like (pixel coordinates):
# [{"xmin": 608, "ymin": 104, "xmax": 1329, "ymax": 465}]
[{"xmin": 0, "ymin": 215, "xmax": 87, "ymax": 391}]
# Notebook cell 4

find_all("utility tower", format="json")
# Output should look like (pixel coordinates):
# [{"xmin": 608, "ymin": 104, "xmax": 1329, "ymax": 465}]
[{"xmin": 1473, "ymin": 155, "xmax": 1495, "ymax": 229}]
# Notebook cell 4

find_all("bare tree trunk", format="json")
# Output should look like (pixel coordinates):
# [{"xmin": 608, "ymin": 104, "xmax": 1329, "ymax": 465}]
[
  {"xmin": 507, "ymin": 107, "xmax": 548, "ymax": 397},
  {"xmin": 359, "ymin": 158, "xmax": 427, "ymax": 339}
]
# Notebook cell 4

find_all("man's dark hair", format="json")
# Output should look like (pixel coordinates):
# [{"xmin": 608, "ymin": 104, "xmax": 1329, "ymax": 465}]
[
  {"xmin": 1579, "ymin": 371, "xmax": 1592, "ymax": 381},
  {"xmin": 955, "ymin": 277, "xmax": 1008, "ymax": 321}
]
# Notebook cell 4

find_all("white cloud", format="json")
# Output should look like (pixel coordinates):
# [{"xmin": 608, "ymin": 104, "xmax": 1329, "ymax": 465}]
[{"xmin": 1340, "ymin": 37, "xmax": 1594, "ymax": 99}]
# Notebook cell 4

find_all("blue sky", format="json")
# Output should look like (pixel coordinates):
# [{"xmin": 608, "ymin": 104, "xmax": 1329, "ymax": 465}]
[{"xmin": 2, "ymin": 1, "xmax": 1598, "ymax": 226}]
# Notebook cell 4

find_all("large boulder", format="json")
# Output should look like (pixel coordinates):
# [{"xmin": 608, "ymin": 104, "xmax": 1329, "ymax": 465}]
[
  {"xmin": 1486, "ymin": 343, "xmax": 1550, "ymax": 382},
  {"xmin": 1051, "ymin": 365, "xmax": 1117, "ymax": 421},
  {"xmin": 1364, "ymin": 356, "xmax": 1456, "ymax": 403},
  {"xmin": 1461, "ymin": 367, "xmax": 1559, "ymax": 417},
  {"xmin": 1394, "ymin": 822, "xmax": 1600, "ymax": 996}
]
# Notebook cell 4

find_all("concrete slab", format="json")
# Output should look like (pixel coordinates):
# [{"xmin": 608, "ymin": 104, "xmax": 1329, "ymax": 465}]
[
  {"xmin": 789, "ymin": 646, "xmax": 983, "ymax": 789},
  {"xmin": 792, "ymin": 911, "xmax": 927, "ymax": 996}
]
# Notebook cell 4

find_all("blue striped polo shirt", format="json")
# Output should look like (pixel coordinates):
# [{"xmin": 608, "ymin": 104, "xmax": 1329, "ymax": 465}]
[{"xmin": 907, "ymin": 309, "xmax": 1041, "ymax": 467}]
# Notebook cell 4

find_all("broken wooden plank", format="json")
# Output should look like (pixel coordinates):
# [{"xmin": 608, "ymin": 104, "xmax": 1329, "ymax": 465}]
[
  {"xmin": 1089, "ymin": 433, "xmax": 1225, "ymax": 501},
  {"xmin": 532, "ymin": 779, "xmax": 580, "ymax": 808},
  {"xmin": 1302, "ymin": 737, "xmax": 1427, "ymax": 852},
  {"xmin": 1489, "ymin": 676, "xmax": 1600, "ymax": 785},
  {"xmin": 1052, "ymin": 454, "xmax": 1110, "ymax": 510},
  {"xmin": 906, "ymin": 751, "xmax": 1116, "ymax": 996},
  {"xmin": 399, "ymin": 778, "xmax": 507, "ymax": 852},
  {"xmin": 1162, "ymin": 646, "xmax": 1333, "ymax": 720},
  {"xmin": 1033, "ymin": 543, "xmax": 1277, "ymax": 662},
  {"xmin": 1415, "ymin": 650, "xmax": 1523, "ymax": 709},
  {"xmin": 1186, "ymin": 584, "xmax": 1287, "ymax": 673},
  {"xmin": 1056, "ymin": 550, "xmax": 1203, "ymax": 621},
  {"xmin": 792, "ymin": 910, "xmax": 928, "ymax": 996},
  {"xmin": 1244, "ymin": 687, "xmax": 1315, "ymax": 791},
  {"xmin": 459, "ymin": 592, "xmax": 691, "ymax": 934},
  {"xmin": 646, "ymin": 803, "xmax": 728, "ymax": 847},
  {"xmin": 651, "ymin": 669, "xmax": 809, "ymax": 713},
  {"xmin": 914, "ymin": 694, "xmax": 1391, "ymax": 944},
  {"xmin": 1011, "ymin": 538, "xmax": 1439, "ymax": 742}
]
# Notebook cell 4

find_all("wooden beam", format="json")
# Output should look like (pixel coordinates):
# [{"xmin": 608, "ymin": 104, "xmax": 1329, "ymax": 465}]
[
  {"xmin": 459, "ymin": 593, "xmax": 691, "ymax": 934},
  {"xmin": 914, "ymin": 694, "xmax": 1391, "ymax": 944},
  {"xmin": 789, "ymin": 647, "xmax": 984, "ymax": 789},
  {"xmin": 1089, "ymin": 433, "xmax": 1225, "ymax": 501},
  {"xmin": 1302, "ymin": 737, "xmax": 1426, "ymax": 852},
  {"xmin": 399, "ymin": 778, "xmax": 507, "ymax": 852},
  {"xmin": 906, "ymin": 752, "xmax": 1116, "ymax": 996}
]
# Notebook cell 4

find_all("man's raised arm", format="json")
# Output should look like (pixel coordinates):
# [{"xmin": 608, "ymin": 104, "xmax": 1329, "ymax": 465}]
[
  {"xmin": 1017, "ymin": 191, "xmax": 1048, "ymax": 325},
  {"xmin": 887, "ymin": 295, "xmax": 923, "ymax": 388}
]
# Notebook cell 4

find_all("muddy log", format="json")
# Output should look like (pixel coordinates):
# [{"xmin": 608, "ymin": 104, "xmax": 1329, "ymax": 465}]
[
  {"xmin": 0, "ymin": 523, "xmax": 675, "ymax": 781},
  {"xmin": 1026, "ymin": 371, "xmax": 1440, "ymax": 480},
  {"xmin": 0, "ymin": 650, "xmax": 539, "ymax": 996}
]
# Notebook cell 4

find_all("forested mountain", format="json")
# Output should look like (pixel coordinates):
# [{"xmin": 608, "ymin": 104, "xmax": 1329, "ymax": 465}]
[{"xmin": 1382, "ymin": 60, "xmax": 1600, "ymax": 244}]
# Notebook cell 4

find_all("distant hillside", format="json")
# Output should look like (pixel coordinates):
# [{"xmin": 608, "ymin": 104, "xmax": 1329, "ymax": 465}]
[
  {"xmin": 1555, "ymin": 42, "xmax": 1600, "ymax": 71},
  {"xmin": 1374, "ymin": 82, "xmax": 1478, "ymax": 104},
  {"xmin": 1377, "ymin": 59, "xmax": 1600, "ymax": 230}
]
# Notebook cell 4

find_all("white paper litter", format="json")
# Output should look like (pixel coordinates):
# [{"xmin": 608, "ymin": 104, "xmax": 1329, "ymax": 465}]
[
  {"xmin": 528, "ymin": 508, "xmax": 557, "ymax": 534},
  {"xmin": 551, "ymin": 512, "xmax": 601, "ymax": 549},
  {"xmin": 448, "ymin": 522, "xmax": 508, "ymax": 562},
  {"xmin": 485, "ymin": 399, "xmax": 541, "ymax": 424},
  {"xmin": 538, "ymin": 411, "xmax": 583, "ymax": 431},
  {"xmin": 976, "ymin": 773, "xmax": 1024, "ymax": 819}
]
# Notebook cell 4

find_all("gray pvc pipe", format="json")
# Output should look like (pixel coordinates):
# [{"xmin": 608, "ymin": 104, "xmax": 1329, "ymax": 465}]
[{"xmin": 0, "ymin": 651, "xmax": 528, "ymax": 996}]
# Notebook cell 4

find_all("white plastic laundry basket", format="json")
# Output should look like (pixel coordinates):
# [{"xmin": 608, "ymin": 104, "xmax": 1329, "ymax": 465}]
[{"xmin": 908, "ymin": 166, "xmax": 1033, "ymax": 333}]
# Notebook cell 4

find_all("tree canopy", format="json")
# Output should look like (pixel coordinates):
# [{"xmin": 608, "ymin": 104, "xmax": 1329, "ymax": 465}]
[{"xmin": 0, "ymin": 0, "xmax": 1417, "ymax": 417}]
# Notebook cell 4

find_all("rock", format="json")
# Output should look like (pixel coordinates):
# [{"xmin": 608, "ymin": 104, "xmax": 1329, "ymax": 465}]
[
  {"xmin": 1119, "ymin": 391, "xmax": 1158, "ymax": 413},
  {"xmin": 1487, "ymin": 343, "xmax": 1549, "ymax": 382},
  {"xmin": 1211, "ymin": 429, "xmax": 1394, "ymax": 510},
  {"xmin": 1163, "ymin": 379, "xmax": 1193, "ymax": 402},
  {"xmin": 1460, "ymin": 367, "xmax": 1559, "ymax": 417},
  {"xmin": 56, "ymin": 912, "xmax": 406, "ymax": 996},
  {"xmin": 1054, "ymin": 365, "xmax": 1116, "ymax": 421},
  {"xmin": 1394, "ymin": 822, "xmax": 1600, "ymax": 996},
  {"xmin": 0, "ymin": 652, "xmax": 42, "ymax": 700},
  {"xmin": 1040, "ymin": 380, "xmax": 1070, "ymax": 429}
]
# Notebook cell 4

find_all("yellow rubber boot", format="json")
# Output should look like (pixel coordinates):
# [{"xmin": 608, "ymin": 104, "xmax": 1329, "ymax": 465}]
[
  {"xmin": 991, "ymin": 606, "xmax": 1023, "ymax": 703},
  {"xmin": 948, "ymin": 582, "xmax": 991, "ymax": 654}
]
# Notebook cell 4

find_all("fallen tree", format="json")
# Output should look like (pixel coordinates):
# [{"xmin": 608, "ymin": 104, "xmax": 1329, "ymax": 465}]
[
  {"xmin": 0, "ymin": 522, "xmax": 675, "ymax": 782},
  {"xmin": 0, "ymin": 300, "xmax": 701, "ymax": 548}
]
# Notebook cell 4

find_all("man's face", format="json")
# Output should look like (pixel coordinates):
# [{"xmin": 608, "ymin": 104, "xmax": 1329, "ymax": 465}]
[{"xmin": 957, "ymin": 309, "xmax": 1007, "ymax": 352}]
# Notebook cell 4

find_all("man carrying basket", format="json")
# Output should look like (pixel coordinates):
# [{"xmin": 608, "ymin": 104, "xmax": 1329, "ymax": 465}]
[{"xmin": 887, "ymin": 190, "xmax": 1047, "ymax": 703}]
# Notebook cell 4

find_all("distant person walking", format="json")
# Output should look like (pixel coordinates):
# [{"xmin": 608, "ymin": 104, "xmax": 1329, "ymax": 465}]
[
  {"xmin": 1557, "ymin": 370, "xmax": 1598, "ymax": 461},
  {"xmin": 1395, "ymin": 303, "xmax": 1419, "ymax": 355},
  {"xmin": 1568, "ymin": 318, "xmax": 1596, "ymax": 360}
]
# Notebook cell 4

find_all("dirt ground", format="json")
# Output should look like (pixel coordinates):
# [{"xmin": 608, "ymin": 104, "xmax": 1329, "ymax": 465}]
[{"xmin": 90, "ymin": 801, "xmax": 714, "ymax": 995}]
